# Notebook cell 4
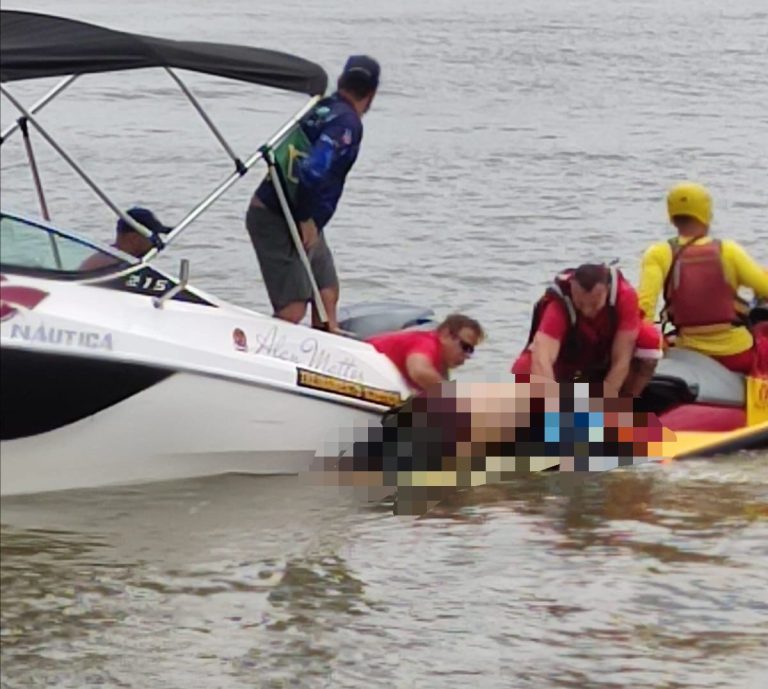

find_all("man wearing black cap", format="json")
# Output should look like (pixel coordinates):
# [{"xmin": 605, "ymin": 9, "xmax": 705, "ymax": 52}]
[
  {"xmin": 245, "ymin": 55, "xmax": 381, "ymax": 333},
  {"xmin": 79, "ymin": 207, "xmax": 172, "ymax": 271}
]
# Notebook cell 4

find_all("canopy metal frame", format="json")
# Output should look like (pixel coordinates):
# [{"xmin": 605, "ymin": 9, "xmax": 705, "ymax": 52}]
[{"xmin": 1, "ymin": 67, "xmax": 328, "ymax": 323}]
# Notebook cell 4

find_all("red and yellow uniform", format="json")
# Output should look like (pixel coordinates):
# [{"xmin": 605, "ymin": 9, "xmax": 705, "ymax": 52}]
[{"xmin": 638, "ymin": 237, "xmax": 767, "ymax": 372}]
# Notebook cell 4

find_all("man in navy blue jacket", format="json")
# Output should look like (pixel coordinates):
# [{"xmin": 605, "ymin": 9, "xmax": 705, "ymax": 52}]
[{"xmin": 246, "ymin": 55, "xmax": 381, "ymax": 332}]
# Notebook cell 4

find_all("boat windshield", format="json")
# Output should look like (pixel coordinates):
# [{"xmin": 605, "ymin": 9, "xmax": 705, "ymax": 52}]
[{"xmin": 0, "ymin": 213, "xmax": 135, "ymax": 278}]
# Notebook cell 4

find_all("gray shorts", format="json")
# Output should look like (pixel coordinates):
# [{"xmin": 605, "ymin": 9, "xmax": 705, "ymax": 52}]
[{"xmin": 245, "ymin": 201, "xmax": 338, "ymax": 312}]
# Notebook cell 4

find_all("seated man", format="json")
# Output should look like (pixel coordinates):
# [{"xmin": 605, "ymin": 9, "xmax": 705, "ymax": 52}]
[
  {"xmin": 637, "ymin": 181, "xmax": 768, "ymax": 374},
  {"xmin": 366, "ymin": 314, "xmax": 485, "ymax": 393},
  {"xmin": 511, "ymin": 263, "xmax": 662, "ymax": 397},
  {"xmin": 79, "ymin": 207, "xmax": 172, "ymax": 271}
]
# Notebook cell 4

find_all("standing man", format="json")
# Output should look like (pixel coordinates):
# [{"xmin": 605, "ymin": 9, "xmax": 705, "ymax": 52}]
[{"xmin": 245, "ymin": 55, "xmax": 381, "ymax": 333}]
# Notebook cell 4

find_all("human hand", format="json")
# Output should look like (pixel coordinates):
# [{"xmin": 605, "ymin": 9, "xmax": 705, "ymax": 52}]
[
  {"xmin": 299, "ymin": 219, "xmax": 318, "ymax": 250},
  {"xmin": 602, "ymin": 381, "xmax": 621, "ymax": 399}
]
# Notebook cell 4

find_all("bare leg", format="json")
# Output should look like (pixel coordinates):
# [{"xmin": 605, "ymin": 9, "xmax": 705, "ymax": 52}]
[
  {"xmin": 275, "ymin": 301, "xmax": 308, "ymax": 324},
  {"xmin": 620, "ymin": 358, "xmax": 658, "ymax": 397}
]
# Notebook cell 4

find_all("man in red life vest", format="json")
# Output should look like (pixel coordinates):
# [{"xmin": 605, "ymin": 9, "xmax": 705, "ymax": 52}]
[
  {"xmin": 367, "ymin": 314, "xmax": 485, "ymax": 393},
  {"xmin": 511, "ymin": 263, "xmax": 662, "ymax": 397}
]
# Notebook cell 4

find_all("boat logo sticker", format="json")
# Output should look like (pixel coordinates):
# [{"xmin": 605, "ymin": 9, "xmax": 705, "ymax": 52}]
[
  {"xmin": 296, "ymin": 367, "xmax": 402, "ymax": 408},
  {"xmin": 232, "ymin": 328, "xmax": 248, "ymax": 352},
  {"xmin": 238, "ymin": 324, "xmax": 366, "ymax": 382},
  {"xmin": 0, "ymin": 280, "xmax": 49, "ymax": 323},
  {"xmin": 8, "ymin": 323, "xmax": 113, "ymax": 350}
]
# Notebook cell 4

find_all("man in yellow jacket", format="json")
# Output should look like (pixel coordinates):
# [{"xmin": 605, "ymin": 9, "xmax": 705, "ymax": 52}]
[{"xmin": 637, "ymin": 181, "xmax": 768, "ymax": 374}]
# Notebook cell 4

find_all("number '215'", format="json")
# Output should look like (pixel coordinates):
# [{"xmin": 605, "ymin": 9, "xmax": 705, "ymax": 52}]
[{"xmin": 126, "ymin": 275, "xmax": 169, "ymax": 292}]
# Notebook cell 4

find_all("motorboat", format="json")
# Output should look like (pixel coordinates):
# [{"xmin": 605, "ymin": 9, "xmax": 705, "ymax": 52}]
[
  {"xmin": 638, "ymin": 316, "xmax": 768, "ymax": 458},
  {"xmin": 0, "ymin": 11, "xmax": 436, "ymax": 496}
]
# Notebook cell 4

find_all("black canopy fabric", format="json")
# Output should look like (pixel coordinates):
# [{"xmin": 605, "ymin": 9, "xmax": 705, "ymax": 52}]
[{"xmin": 0, "ymin": 10, "xmax": 328, "ymax": 96}]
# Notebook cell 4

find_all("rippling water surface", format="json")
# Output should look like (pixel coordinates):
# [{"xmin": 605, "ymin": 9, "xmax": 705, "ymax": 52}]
[
  {"xmin": 2, "ymin": 461, "xmax": 768, "ymax": 689},
  {"xmin": 2, "ymin": 0, "xmax": 767, "ymax": 686}
]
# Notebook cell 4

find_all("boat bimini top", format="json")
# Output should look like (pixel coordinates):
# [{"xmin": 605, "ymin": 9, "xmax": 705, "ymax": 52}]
[{"xmin": 1, "ymin": 10, "xmax": 336, "ymax": 319}]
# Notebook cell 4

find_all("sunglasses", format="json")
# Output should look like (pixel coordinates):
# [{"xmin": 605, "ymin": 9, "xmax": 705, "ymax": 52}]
[{"xmin": 454, "ymin": 335, "xmax": 475, "ymax": 355}]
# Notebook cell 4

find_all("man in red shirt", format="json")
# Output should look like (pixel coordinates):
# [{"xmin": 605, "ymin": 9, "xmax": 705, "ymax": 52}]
[
  {"xmin": 511, "ymin": 264, "xmax": 662, "ymax": 397},
  {"xmin": 367, "ymin": 314, "xmax": 485, "ymax": 393}
]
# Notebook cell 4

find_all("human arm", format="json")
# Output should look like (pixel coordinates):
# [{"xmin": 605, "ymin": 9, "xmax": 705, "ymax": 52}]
[
  {"xmin": 529, "ymin": 300, "xmax": 568, "ymax": 380},
  {"xmin": 637, "ymin": 244, "xmax": 667, "ymax": 322},
  {"xmin": 298, "ymin": 218, "xmax": 318, "ymax": 249},
  {"xmin": 405, "ymin": 353, "xmax": 446, "ymax": 391},
  {"xmin": 78, "ymin": 252, "xmax": 119, "ymax": 272},
  {"xmin": 530, "ymin": 332, "xmax": 562, "ymax": 380},
  {"xmin": 293, "ymin": 135, "xmax": 335, "ymax": 249},
  {"xmin": 603, "ymin": 287, "xmax": 641, "ymax": 397},
  {"xmin": 603, "ymin": 328, "xmax": 639, "ymax": 397},
  {"xmin": 293, "ymin": 119, "xmax": 360, "ymax": 223},
  {"xmin": 729, "ymin": 241, "xmax": 768, "ymax": 298}
]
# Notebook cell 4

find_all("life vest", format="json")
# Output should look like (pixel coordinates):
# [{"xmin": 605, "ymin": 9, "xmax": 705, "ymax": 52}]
[
  {"xmin": 524, "ymin": 266, "xmax": 621, "ymax": 372},
  {"xmin": 662, "ymin": 238, "xmax": 738, "ymax": 332}
]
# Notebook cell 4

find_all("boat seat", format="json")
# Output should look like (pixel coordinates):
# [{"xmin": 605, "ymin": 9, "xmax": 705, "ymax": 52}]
[
  {"xmin": 338, "ymin": 301, "xmax": 436, "ymax": 340},
  {"xmin": 651, "ymin": 347, "xmax": 745, "ymax": 407}
]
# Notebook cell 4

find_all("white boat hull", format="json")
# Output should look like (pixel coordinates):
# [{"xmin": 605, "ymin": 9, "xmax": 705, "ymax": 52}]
[
  {"xmin": 1, "ymin": 369, "xmax": 380, "ymax": 496},
  {"xmin": 0, "ymin": 272, "xmax": 411, "ymax": 497}
]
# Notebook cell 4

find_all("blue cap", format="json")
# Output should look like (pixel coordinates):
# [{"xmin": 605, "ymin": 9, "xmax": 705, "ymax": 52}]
[
  {"xmin": 341, "ymin": 55, "xmax": 380, "ymax": 90},
  {"xmin": 117, "ymin": 207, "xmax": 172, "ymax": 235}
]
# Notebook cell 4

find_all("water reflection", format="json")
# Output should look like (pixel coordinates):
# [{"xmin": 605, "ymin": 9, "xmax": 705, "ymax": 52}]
[
  {"xmin": 422, "ymin": 460, "xmax": 768, "ymax": 566},
  {"xmin": 1, "ymin": 456, "xmax": 767, "ymax": 689},
  {"xmin": 233, "ymin": 553, "xmax": 374, "ymax": 686},
  {"xmin": 402, "ymin": 459, "xmax": 768, "ymax": 687},
  {"xmin": 0, "ymin": 525, "xmax": 131, "ymax": 688}
]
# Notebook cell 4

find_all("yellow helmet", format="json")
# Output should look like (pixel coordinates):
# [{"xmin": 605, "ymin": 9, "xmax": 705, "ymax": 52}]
[{"xmin": 666, "ymin": 181, "xmax": 712, "ymax": 226}]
